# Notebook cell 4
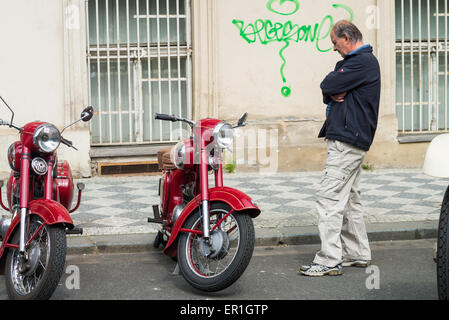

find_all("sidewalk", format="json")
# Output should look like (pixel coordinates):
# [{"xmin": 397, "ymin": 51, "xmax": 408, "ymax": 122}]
[{"xmin": 63, "ymin": 168, "xmax": 448, "ymax": 254}]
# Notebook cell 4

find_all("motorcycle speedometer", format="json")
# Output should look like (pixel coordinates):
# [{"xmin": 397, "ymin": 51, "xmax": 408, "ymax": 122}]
[{"xmin": 31, "ymin": 157, "xmax": 48, "ymax": 176}]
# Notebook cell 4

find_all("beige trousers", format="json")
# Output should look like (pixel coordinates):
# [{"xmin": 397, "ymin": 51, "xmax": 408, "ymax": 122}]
[{"xmin": 313, "ymin": 140, "xmax": 371, "ymax": 267}]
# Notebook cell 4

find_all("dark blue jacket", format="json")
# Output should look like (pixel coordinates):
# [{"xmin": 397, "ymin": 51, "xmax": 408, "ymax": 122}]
[{"xmin": 318, "ymin": 45, "xmax": 381, "ymax": 151}]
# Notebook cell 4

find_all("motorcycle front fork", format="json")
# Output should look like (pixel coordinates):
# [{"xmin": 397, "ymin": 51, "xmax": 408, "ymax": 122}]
[
  {"xmin": 201, "ymin": 200, "xmax": 210, "ymax": 240},
  {"xmin": 201, "ymin": 200, "xmax": 225, "ymax": 243},
  {"xmin": 16, "ymin": 208, "xmax": 31, "ymax": 273},
  {"xmin": 19, "ymin": 208, "xmax": 27, "ymax": 254},
  {"xmin": 17, "ymin": 208, "xmax": 31, "ymax": 270}
]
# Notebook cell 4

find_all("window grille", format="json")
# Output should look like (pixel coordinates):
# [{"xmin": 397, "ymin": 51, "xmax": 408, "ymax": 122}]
[
  {"xmin": 86, "ymin": 0, "xmax": 192, "ymax": 145},
  {"xmin": 395, "ymin": 0, "xmax": 449, "ymax": 135}
]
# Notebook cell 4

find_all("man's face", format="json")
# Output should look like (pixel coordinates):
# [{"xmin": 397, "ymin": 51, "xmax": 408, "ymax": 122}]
[{"xmin": 331, "ymin": 30, "xmax": 351, "ymax": 58}]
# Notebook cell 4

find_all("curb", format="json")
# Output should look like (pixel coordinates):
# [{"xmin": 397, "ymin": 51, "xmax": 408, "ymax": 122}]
[{"xmin": 66, "ymin": 220, "xmax": 439, "ymax": 255}]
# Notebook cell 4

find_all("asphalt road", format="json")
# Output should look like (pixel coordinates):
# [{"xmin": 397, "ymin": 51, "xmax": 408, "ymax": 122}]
[{"xmin": 0, "ymin": 239, "xmax": 438, "ymax": 300}]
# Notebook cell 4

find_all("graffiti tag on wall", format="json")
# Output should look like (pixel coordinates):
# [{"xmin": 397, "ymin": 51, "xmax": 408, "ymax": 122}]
[{"xmin": 232, "ymin": 0, "xmax": 354, "ymax": 97}]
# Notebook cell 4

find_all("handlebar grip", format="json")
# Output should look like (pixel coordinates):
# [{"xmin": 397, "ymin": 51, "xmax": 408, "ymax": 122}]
[
  {"xmin": 154, "ymin": 113, "xmax": 178, "ymax": 122},
  {"xmin": 61, "ymin": 137, "xmax": 73, "ymax": 146}
]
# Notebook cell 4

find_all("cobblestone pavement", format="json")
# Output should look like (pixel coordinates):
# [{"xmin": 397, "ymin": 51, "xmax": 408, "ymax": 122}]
[{"xmin": 65, "ymin": 168, "xmax": 449, "ymax": 236}]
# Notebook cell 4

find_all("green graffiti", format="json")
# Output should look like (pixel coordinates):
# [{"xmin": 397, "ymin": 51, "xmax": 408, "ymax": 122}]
[
  {"xmin": 266, "ymin": 0, "xmax": 300, "ymax": 16},
  {"xmin": 279, "ymin": 40, "xmax": 290, "ymax": 83},
  {"xmin": 333, "ymin": 4, "xmax": 354, "ymax": 23},
  {"xmin": 281, "ymin": 86, "xmax": 292, "ymax": 97},
  {"xmin": 232, "ymin": 2, "xmax": 354, "ymax": 97}
]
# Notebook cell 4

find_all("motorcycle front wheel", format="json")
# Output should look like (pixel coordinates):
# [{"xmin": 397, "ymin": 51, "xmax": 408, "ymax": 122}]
[
  {"xmin": 438, "ymin": 185, "xmax": 449, "ymax": 300},
  {"xmin": 177, "ymin": 202, "xmax": 255, "ymax": 292},
  {"xmin": 5, "ymin": 215, "xmax": 67, "ymax": 300}
]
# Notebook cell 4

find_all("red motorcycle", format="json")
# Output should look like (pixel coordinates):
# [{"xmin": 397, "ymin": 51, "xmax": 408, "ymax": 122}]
[
  {"xmin": 149, "ymin": 112, "xmax": 261, "ymax": 292},
  {"xmin": 0, "ymin": 96, "xmax": 93, "ymax": 300}
]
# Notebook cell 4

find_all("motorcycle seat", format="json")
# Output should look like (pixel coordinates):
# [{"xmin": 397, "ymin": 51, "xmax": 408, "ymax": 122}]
[{"xmin": 157, "ymin": 147, "xmax": 176, "ymax": 171}]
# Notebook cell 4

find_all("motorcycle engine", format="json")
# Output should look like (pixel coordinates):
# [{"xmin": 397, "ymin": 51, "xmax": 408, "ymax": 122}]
[{"xmin": 182, "ymin": 181, "xmax": 196, "ymax": 203}]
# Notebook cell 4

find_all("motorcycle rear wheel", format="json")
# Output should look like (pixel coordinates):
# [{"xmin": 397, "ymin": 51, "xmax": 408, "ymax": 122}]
[
  {"xmin": 177, "ymin": 202, "xmax": 255, "ymax": 292},
  {"xmin": 437, "ymin": 185, "xmax": 449, "ymax": 300},
  {"xmin": 5, "ymin": 215, "xmax": 66, "ymax": 300}
]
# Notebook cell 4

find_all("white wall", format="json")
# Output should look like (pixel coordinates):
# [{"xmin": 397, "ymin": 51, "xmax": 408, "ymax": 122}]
[
  {"xmin": 216, "ymin": 0, "xmax": 378, "ymax": 120},
  {"xmin": 0, "ymin": 0, "xmax": 65, "ymax": 125},
  {"xmin": 0, "ymin": 0, "xmax": 91, "ymax": 177}
]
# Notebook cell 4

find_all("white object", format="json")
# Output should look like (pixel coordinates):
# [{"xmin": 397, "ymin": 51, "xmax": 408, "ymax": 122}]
[{"xmin": 423, "ymin": 133, "xmax": 449, "ymax": 178}]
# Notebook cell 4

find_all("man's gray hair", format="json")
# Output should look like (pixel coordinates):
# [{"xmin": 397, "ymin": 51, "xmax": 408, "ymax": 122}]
[{"xmin": 332, "ymin": 20, "xmax": 363, "ymax": 43}]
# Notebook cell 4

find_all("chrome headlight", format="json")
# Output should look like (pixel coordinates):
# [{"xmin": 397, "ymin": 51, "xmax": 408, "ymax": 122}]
[
  {"xmin": 33, "ymin": 124, "xmax": 61, "ymax": 153},
  {"xmin": 212, "ymin": 122, "xmax": 234, "ymax": 149},
  {"xmin": 7, "ymin": 143, "xmax": 16, "ymax": 171},
  {"xmin": 171, "ymin": 141, "xmax": 185, "ymax": 170}
]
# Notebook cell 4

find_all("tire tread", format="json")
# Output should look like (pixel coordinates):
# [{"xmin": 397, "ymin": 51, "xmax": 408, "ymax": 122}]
[{"xmin": 437, "ymin": 186, "xmax": 449, "ymax": 300}]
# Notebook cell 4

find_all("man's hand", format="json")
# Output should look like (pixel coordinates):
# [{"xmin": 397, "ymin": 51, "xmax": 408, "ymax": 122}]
[{"xmin": 331, "ymin": 92, "xmax": 347, "ymax": 103}]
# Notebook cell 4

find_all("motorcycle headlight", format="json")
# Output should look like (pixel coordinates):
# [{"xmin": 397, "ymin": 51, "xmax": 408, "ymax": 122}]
[
  {"xmin": 33, "ymin": 124, "xmax": 61, "ymax": 153},
  {"xmin": 7, "ymin": 143, "xmax": 16, "ymax": 171},
  {"xmin": 212, "ymin": 122, "xmax": 234, "ymax": 149},
  {"xmin": 171, "ymin": 141, "xmax": 185, "ymax": 170}
]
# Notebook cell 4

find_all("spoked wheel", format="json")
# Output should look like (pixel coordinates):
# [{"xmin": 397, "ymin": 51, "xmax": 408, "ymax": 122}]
[
  {"xmin": 437, "ymin": 186, "xmax": 449, "ymax": 300},
  {"xmin": 5, "ymin": 215, "xmax": 67, "ymax": 300},
  {"xmin": 177, "ymin": 202, "xmax": 255, "ymax": 292}
]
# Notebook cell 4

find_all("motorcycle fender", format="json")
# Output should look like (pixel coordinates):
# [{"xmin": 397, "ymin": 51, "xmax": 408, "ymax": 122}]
[
  {"xmin": 28, "ymin": 199, "xmax": 74, "ymax": 228},
  {"xmin": 0, "ymin": 200, "xmax": 74, "ymax": 274},
  {"xmin": 163, "ymin": 186, "xmax": 261, "ymax": 257},
  {"xmin": 423, "ymin": 133, "xmax": 449, "ymax": 178}
]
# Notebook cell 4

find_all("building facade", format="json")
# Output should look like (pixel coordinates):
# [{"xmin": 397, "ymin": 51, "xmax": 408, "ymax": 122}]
[{"xmin": 0, "ymin": 0, "xmax": 447, "ymax": 176}]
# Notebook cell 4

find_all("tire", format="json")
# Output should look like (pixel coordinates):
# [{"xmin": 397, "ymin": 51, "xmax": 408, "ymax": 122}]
[
  {"xmin": 177, "ymin": 202, "xmax": 255, "ymax": 292},
  {"xmin": 154, "ymin": 231, "xmax": 163, "ymax": 249},
  {"xmin": 5, "ymin": 216, "xmax": 67, "ymax": 300},
  {"xmin": 437, "ymin": 185, "xmax": 449, "ymax": 300}
]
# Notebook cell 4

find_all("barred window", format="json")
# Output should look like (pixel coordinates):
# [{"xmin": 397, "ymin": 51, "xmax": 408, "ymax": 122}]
[
  {"xmin": 395, "ymin": 0, "xmax": 449, "ymax": 135},
  {"xmin": 86, "ymin": 0, "xmax": 192, "ymax": 145}
]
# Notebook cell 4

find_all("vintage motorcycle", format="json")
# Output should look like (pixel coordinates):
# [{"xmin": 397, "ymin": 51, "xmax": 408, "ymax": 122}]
[
  {"xmin": 0, "ymin": 96, "xmax": 93, "ymax": 300},
  {"xmin": 423, "ymin": 133, "xmax": 449, "ymax": 300},
  {"xmin": 148, "ymin": 112, "xmax": 261, "ymax": 292}
]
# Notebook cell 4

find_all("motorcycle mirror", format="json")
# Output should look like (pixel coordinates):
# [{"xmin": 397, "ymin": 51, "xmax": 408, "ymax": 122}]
[
  {"xmin": 61, "ymin": 106, "xmax": 94, "ymax": 134},
  {"xmin": 81, "ymin": 106, "xmax": 94, "ymax": 122},
  {"xmin": 237, "ymin": 113, "xmax": 248, "ymax": 127}
]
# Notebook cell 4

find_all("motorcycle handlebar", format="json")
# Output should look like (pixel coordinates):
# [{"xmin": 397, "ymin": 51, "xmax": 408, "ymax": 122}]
[
  {"xmin": 154, "ymin": 113, "xmax": 178, "ymax": 122},
  {"xmin": 0, "ymin": 119, "xmax": 22, "ymax": 131},
  {"xmin": 61, "ymin": 137, "xmax": 78, "ymax": 151}
]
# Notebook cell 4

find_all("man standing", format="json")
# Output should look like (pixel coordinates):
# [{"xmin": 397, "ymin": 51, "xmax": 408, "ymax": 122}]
[{"xmin": 299, "ymin": 20, "xmax": 381, "ymax": 277}]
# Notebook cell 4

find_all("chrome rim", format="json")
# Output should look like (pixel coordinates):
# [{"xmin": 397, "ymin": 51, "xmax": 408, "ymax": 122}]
[
  {"xmin": 185, "ymin": 209, "xmax": 240, "ymax": 278},
  {"xmin": 10, "ymin": 219, "xmax": 50, "ymax": 296}
]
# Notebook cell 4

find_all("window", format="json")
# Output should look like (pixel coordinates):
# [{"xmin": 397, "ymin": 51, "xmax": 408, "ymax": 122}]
[
  {"xmin": 395, "ymin": 0, "xmax": 449, "ymax": 135},
  {"xmin": 86, "ymin": 0, "xmax": 192, "ymax": 145}
]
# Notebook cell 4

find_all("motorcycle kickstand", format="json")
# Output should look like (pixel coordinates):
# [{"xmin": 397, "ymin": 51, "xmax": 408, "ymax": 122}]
[{"xmin": 172, "ymin": 263, "xmax": 180, "ymax": 275}]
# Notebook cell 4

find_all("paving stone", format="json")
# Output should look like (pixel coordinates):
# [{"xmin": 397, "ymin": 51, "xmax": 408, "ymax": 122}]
[{"xmin": 63, "ymin": 169, "xmax": 449, "ymax": 236}]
